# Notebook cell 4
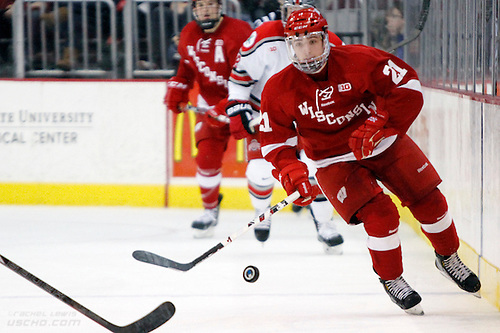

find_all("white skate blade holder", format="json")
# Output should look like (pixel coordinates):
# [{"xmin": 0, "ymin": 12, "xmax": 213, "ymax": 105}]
[
  {"xmin": 193, "ymin": 226, "xmax": 216, "ymax": 239},
  {"xmin": 405, "ymin": 303, "xmax": 424, "ymax": 316}
]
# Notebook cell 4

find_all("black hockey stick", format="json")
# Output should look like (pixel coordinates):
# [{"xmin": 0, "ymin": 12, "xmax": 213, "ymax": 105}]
[
  {"xmin": 385, "ymin": 0, "xmax": 431, "ymax": 53},
  {"xmin": 0, "ymin": 254, "xmax": 175, "ymax": 332},
  {"xmin": 133, "ymin": 191, "xmax": 301, "ymax": 271}
]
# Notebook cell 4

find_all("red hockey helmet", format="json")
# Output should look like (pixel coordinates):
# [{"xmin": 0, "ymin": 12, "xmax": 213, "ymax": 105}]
[
  {"xmin": 284, "ymin": 7, "xmax": 330, "ymax": 74},
  {"xmin": 192, "ymin": 0, "xmax": 222, "ymax": 30}
]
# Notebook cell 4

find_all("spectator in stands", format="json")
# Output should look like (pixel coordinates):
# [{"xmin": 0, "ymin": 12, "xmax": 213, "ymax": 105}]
[
  {"xmin": 384, "ymin": 4, "xmax": 405, "ymax": 58},
  {"xmin": 40, "ymin": 1, "xmax": 116, "ymax": 70},
  {"xmin": 371, "ymin": 3, "xmax": 405, "ymax": 59},
  {"xmin": 1, "ymin": 1, "xmax": 49, "ymax": 69},
  {"xmin": 150, "ymin": 1, "xmax": 190, "ymax": 70}
]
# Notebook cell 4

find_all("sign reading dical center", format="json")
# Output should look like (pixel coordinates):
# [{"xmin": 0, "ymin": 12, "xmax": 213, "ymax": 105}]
[{"xmin": 0, "ymin": 80, "xmax": 166, "ymax": 185}]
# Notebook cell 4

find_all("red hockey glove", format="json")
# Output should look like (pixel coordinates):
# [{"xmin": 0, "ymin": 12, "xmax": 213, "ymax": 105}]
[
  {"xmin": 348, "ymin": 109, "xmax": 397, "ymax": 160},
  {"xmin": 164, "ymin": 77, "xmax": 189, "ymax": 114},
  {"xmin": 272, "ymin": 162, "xmax": 319, "ymax": 206},
  {"xmin": 205, "ymin": 99, "xmax": 229, "ymax": 128},
  {"xmin": 226, "ymin": 100, "xmax": 257, "ymax": 140}
]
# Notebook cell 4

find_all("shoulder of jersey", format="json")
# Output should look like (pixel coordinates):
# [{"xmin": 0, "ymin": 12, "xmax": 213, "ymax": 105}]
[
  {"xmin": 240, "ymin": 20, "xmax": 284, "ymax": 54},
  {"xmin": 265, "ymin": 62, "xmax": 296, "ymax": 91},
  {"xmin": 181, "ymin": 21, "xmax": 200, "ymax": 36},
  {"xmin": 331, "ymin": 44, "xmax": 379, "ymax": 58}
]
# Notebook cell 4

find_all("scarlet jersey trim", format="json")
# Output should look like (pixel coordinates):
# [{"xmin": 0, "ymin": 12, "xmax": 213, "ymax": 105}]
[{"xmin": 229, "ymin": 68, "xmax": 255, "ymax": 87}]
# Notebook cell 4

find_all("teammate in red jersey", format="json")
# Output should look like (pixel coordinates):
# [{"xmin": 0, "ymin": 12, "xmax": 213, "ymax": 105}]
[
  {"xmin": 227, "ymin": 0, "xmax": 345, "ymax": 252},
  {"xmin": 164, "ymin": 0, "xmax": 252, "ymax": 238},
  {"xmin": 260, "ymin": 8, "xmax": 481, "ymax": 315}
]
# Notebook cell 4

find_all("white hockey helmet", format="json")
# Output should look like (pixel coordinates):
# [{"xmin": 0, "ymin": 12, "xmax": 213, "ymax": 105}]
[
  {"xmin": 284, "ymin": 7, "xmax": 330, "ymax": 74},
  {"xmin": 281, "ymin": 0, "xmax": 317, "ymax": 26},
  {"xmin": 192, "ymin": 0, "xmax": 222, "ymax": 30}
]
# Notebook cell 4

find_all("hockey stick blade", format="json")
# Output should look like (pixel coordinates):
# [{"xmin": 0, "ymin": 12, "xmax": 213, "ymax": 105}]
[
  {"xmin": 0, "ymin": 254, "xmax": 175, "ymax": 332},
  {"xmin": 133, "ymin": 191, "xmax": 301, "ymax": 271},
  {"xmin": 385, "ymin": 0, "xmax": 431, "ymax": 53},
  {"xmin": 133, "ymin": 242, "xmax": 224, "ymax": 272}
]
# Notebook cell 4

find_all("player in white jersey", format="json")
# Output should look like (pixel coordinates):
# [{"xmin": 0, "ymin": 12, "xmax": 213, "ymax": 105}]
[{"xmin": 226, "ymin": 0, "xmax": 344, "ymax": 253}]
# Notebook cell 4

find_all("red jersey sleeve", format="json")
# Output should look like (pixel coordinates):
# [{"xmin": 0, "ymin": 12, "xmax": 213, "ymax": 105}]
[
  {"xmin": 359, "ymin": 47, "xmax": 423, "ymax": 134},
  {"xmin": 175, "ymin": 22, "xmax": 197, "ymax": 89},
  {"xmin": 260, "ymin": 69, "xmax": 302, "ymax": 171}
]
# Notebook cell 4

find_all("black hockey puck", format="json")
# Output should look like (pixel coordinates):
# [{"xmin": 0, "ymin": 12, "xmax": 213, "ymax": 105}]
[{"xmin": 243, "ymin": 265, "xmax": 259, "ymax": 283}]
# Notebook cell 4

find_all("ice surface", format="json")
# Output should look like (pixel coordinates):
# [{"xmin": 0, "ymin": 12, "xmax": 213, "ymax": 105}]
[{"xmin": 0, "ymin": 205, "xmax": 499, "ymax": 332}]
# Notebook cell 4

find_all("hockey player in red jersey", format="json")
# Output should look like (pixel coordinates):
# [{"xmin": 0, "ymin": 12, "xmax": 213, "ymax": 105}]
[
  {"xmin": 164, "ymin": 0, "xmax": 252, "ymax": 238},
  {"xmin": 227, "ymin": 0, "xmax": 345, "ymax": 252},
  {"xmin": 260, "ymin": 8, "xmax": 481, "ymax": 314}
]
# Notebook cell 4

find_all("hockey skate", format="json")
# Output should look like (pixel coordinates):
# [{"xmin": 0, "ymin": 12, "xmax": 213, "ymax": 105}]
[
  {"xmin": 435, "ymin": 251, "xmax": 481, "ymax": 297},
  {"xmin": 254, "ymin": 208, "xmax": 271, "ymax": 242},
  {"xmin": 314, "ymin": 218, "xmax": 344, "ymax": 254},
  {"xmin": 380, "ymin": 276, "xmax": 424, "ymax": 315},
  {"xmin": 191, "ymin": 194, "xmax": 223, "ymax": 238}
]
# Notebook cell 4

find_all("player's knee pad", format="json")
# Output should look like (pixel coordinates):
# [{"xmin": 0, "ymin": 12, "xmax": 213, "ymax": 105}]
[
  {"xmin": 310, "ymin": 198, "xmax": 333, "ymax": 222},
  {"xmin": 246, "ymin": 159, "xmax": 274, "ymax": 188},
  {"xmin": 195, "ymin": 139, "xmax": 225, "ymax": 171},
  {"xmin": 408, "ymin": 188, "xmax": 448, "ymax": 223},
  {"xmin": 354, "ymin": 192, "xmax": 400, "ymax": 237}
]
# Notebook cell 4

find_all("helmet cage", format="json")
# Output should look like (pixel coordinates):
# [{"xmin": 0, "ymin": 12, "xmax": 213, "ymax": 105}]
[
  {"xmin": 192, "ymin": 0, "xmax": 222, "ymax": 30},
  {"xmin": 284, "ymin": 7, "xmax": 329, "ymax": 74},
  {"xmin": 285, "ymin": 31, "xmax": 330, "ymax": 74}
]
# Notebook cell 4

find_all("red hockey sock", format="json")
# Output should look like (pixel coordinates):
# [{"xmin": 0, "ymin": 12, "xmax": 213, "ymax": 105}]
[
  {"xmin": 369, "ymin": 247, "xmax": 403, "ymax": 281},
  {"xmin": 409, "ymin": 188, "xmax": 459, "ymax": 256},
  {"xmin": 358, "ymin": 193, "xmax": 403, "ymax": 280},
  {"xmin": 200, "ymin": 185, "xmax": 220, "ymax": 209}
]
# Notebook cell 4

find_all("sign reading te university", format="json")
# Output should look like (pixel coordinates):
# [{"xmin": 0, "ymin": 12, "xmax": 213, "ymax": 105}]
[{"xmin": 0, "ymin": 80, "xmax": 167, "ymax": 206}]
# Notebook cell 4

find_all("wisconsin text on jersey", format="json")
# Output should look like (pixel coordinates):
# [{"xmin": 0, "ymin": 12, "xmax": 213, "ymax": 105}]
[
  {"xmin": 187, "ymin": 40, "xmax": 228, "ymax": 87},
  {"xmin": 298, "ymin": 98, "xmax": 376, "ymax": 126}
]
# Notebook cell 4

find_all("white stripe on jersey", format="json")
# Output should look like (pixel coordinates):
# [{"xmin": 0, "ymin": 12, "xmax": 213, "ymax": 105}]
[
  {"xmin": 261, "ymin": 136, "xmax": 298, "ymax": 157},
  {"xmin": 398, "ymin": 79, "xmax": 422, "ymax": 92}
]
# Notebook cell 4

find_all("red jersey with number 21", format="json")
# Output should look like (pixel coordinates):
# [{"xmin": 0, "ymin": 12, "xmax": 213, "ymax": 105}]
[{"xmin": 260, "ymin": 44, "xmax": 424, "ymax": 170}]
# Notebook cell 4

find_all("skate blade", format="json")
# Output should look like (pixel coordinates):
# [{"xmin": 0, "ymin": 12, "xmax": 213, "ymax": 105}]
[
  {"xmin": 404, "ymin": 303, "xmax": 424, "ymax": 316},
  {"xmin": 323, "ymin": 243, "xmax": 343, "ymax": 255},
  {"xmin": 471, "ymin": 291, "xmax": 481, "ymax": 298},
  {"xmin": 193, "ymin": 226, "xmax": 215, "ymax": 239}
]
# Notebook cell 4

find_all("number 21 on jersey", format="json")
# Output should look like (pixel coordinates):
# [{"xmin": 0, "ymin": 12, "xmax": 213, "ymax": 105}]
[
  {"xmin": 383, "ymin": 59, "xmax": 408, "ymax": 84},
  {"xmin": 259, "ymin": 112, "xmax": 272, "ymax": 132}
]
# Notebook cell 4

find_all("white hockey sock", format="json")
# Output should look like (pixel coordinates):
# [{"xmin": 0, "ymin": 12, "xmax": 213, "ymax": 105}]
[{"xmin": 310, "ymin": 198, "xmax": 334, "ymax": 223}]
